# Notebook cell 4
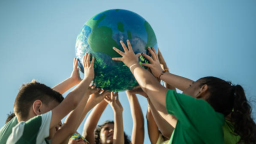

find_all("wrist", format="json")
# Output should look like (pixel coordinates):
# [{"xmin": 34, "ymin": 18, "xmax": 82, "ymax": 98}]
[
  {"xmin": 114, "ymin": 110, "xmax": 123, "ymax": 115},
  {"xmin": 83, "ymin": 76, "xmax": 94, "ymax": 81},
  {"xmin": 158, "ymin": 71, "xmax": 167, "ymax": 80},
  {"xmin": 129, "ymin": 63, "xmax": 140, "ymax": 70}
]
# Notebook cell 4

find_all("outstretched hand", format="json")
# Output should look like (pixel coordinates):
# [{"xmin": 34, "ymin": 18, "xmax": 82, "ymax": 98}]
[
  {"xmin": 70, "ymin": 58, "xmax": 82, "ymax": 83},
  {"xmin": 112, "ymin": 40, "xmax": 141, "ymax": 68},
  {"xmin": 141, "ymin": 47, "xmax": 163, "ymax": 78},
  {"xmin": 105, "ymin": 92, "xmax": 123, "ymax": 113},
  {"xmin": 88, "ymin": 87, "xmax": 111, "ymax": 104},
  {"xmin": 82, "ymin": 53, "xmax": 95, "ymax": 80},
  {"xmin": 127, "ymin": 86, "xmax": 147, "ymax": 98}
]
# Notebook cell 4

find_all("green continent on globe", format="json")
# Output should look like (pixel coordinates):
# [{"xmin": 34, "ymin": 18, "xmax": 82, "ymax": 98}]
[{"xmin": 75, "ymin": 9, "xmax": 158, "ymax": 91}]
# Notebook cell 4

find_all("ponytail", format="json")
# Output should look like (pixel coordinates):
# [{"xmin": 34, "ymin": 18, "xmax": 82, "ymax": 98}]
[
  {"xmin": 199, "ymin": 77, "xmax": 256, "ymax": 144},
  {"xmin": 231, "ymin": 85, "xmax": 256, "ymax": 144}
]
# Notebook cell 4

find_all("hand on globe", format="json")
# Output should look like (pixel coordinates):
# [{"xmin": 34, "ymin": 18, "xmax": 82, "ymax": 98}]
[
  {"xmin": 70, "ymin": 58, "xmax": 82, "ymax": 84},
  {"xmin": 112, "ymin": 40, "xmax": 141, "ymax": 68},
  {"xmin": 141, "ymin": 47, "xmax": 163, "ymax": 79},
  {"xmin": 89, "ymin": 88, "xmax": 111, "ymax": 104},
  {"xmin": 82, "ymin": 53, "xmax": 95, "ymax": 80},
  {"xmin": 126, "ymin": 86, "xmax": 147, "ymax": 98}
]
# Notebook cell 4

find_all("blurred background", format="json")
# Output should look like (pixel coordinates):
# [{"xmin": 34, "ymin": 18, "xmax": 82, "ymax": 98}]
[{"xmin": 1, "ymin": 1, "xmax": 256, "ymax": 143}]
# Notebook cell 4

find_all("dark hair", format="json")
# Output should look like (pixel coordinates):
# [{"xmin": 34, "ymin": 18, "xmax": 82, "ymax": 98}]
[
  {"xmin": 5, "ymin": 112, "xmax": 15, "ymax": 124},
  {"xmin": 199, "ymin": 76, "xmax": 256, "ymax": 144},
  {"xmin": 14, "ymin": 80, "xmax": 64, "ymax": 119},
  {"xmin": 94, "ymin": 120, "xmax": 131, "ymax": 144}
]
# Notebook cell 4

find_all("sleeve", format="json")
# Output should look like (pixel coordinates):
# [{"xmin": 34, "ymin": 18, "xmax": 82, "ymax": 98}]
[
  {"xmin": 165, "ymin": 90, "xmax": 208, "ymax": 128},
  {"xmin": 36, "ymin": 111, "xmax": 52, "ymax": 143}
]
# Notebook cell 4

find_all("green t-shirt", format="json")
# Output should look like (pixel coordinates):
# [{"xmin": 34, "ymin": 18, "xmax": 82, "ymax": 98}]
[
  {"xmin": 6, "ymin": 111, "xmax": 52, "ymax": 144},
  {"xmin": 0, "ymin": 116, "xmax": 18, "ymax": 143},
  {"xmin": 166, "ymin": 90, "xmax": 225, "ymax": 144},
  {"xmin": 223, "ymin": 120, "xmax": 241, "ymax": 144}
]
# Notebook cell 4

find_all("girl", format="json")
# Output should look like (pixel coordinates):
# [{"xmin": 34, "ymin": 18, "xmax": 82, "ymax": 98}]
[{"xmin": 112, "ymin": 40, "xmax": 256, "ymax": 144}]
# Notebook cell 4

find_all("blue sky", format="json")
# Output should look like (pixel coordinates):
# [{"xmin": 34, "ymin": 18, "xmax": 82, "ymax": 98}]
[{"xmin": 0, "ymin": 1, "xmax": 256, "ymax": 143}]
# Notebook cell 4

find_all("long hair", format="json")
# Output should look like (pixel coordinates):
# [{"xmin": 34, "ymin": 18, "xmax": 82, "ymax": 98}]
[
  {"xmin": 94, "ymin": 120, "xmax": 131, "ymax": 144},
  {"xmin": 199, "ymin": 76, "xmax": 256, "ymax": 144}
]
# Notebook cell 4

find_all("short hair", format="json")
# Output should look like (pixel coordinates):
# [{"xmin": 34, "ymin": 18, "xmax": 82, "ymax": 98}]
[
  {"xmin": 5, "ymin": 112, "xmax": 15, "ymax": 124},
  {"xmin": 14, "ymin": 80, "xmax": 64, "ymax": 119}
]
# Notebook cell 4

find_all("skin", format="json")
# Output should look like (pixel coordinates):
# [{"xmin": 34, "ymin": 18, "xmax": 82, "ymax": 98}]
[
  {"xmin": 99, "ymin": 123, "xmax": 114, "ymax": 144},
  {"xmin": 112, "ymin": 40, "xmax": 210, "ymax": 130},
  {"xmin": 15, "ymin": 53, "xmax": 95, "ymax": 140},
  {"xmin": 105, "ymin": 92, "xmax": 124, "ymax": 144}
]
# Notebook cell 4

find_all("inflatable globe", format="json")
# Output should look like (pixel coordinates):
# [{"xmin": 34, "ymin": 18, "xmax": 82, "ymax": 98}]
[{"xmin": 75, "ymin": 9, "xmax": 158, "ymax": 91}]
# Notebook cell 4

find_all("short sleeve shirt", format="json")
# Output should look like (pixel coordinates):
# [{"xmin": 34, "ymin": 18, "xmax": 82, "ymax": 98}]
[
  {"xmin": 166, "ymin": 90, "xmax": 225, "ymax": 144},
  {"xmin": 223, "ymin": 120, "xmax": 241, "ymax": 144},
  {"xmin": 6, "ymin": 111, "xmax": 52, "ymax": 144},
  {"xmin": 0, "ymin": 116, "xmax": 18, "ymax": 143}
]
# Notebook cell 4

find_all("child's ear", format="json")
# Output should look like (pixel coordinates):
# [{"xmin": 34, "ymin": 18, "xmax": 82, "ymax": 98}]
[
  {"xmin": 196, "ymin": 84, "xmax": 209, "ymax": 98},
  {"xmin": 32, "ymin": 100, "xmax": 43, "ymax": 115}
]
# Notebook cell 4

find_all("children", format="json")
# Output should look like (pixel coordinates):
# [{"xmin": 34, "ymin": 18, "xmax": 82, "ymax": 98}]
[
  {"xmin": 112, "ymin": 40, "xmax": 256, "ymax": 144},
  {"xmin": 0, "ymin": 53, "xmax": 95, "ymax": 144}
]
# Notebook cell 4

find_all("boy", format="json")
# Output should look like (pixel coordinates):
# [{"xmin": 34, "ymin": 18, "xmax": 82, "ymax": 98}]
[{"xmin": 0, "ymin": 53, "xmax": 94, "ymax": 144}]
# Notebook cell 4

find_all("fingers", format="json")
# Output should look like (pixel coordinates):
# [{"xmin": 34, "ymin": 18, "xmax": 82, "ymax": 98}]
[
  {"xmin": 126, "ymin": 40, "xmax": 133, "ymax": 52},
  {"xmin": 152, "ymin": 47, "xmax": 159, "ymax": 60},
  {"xmin": 120, "ymin": 41, "xmax": 128, "ymax": 52},
  {"xmin": 142, "ymin": 53, "xmax": 154, "ymax": 63},
  {"xmin": 83, "ymin": 53, "xmax": 88, "ymax": 68},
  {"xmin": 135, "ymin": 53, "xmax": 141, "ymax": 58},
  {"xmin": 86, "ymin": 53, "xmax": 90, "ymax": 66},
  {"xmin": 112, "ymin": 57, "xmax": 123, "ymax": 61},
  {"xmin": 141, "ymin": 63, "xmax": 153, "ymax": 68},
  {"xmin": 147, "ymin": 47, "xmax": 157, "ymax": 60},
  {"xmin": 113, "ymin": 47, "xmax": 124, "ymax": 56}
]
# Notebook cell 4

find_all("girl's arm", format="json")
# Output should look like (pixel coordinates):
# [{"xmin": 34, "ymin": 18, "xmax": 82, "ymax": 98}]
[
  {"xmin": 52, "ymin": 58, "xmax": 81, "ymax": 94},
  {"xmin": 105, "ymin": 92, "xmax": 124, "ymax": 144},
  {"xmin": 82, "ymin": 99, "xmax": 108, "ymax": 143},
  {"xmin": 126, "ymin": 91, "xmax": 144, "ymax": 144},
  {"xmin": 148, "ymin": 98, "xmax": 175, "ymax": 138},
  {"xmin": 146, "ymin": 104, "xmax": 159, "ymax": 144}
]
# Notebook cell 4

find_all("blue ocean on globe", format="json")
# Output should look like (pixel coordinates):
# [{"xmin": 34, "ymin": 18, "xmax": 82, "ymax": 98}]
[{"xmin": 75, "ymin": 9, "xmax": 158, "ymax": 91}]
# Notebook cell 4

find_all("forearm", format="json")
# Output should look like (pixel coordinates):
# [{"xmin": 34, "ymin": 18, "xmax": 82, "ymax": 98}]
[
  {"xmin": 52, "ymin": 77, "xmax": 80, "ymax": 94},
  {"xmin": 126, "ymin": 92, "xmax": 144, "ymax": 144},
  {"xmin": 146, "ymin": 105, "xmax": 159, "ymax": 144},
  {"xmin": 82, "ymin": 100, "xmax": 108, "ymax": 138},
  {"xmin": 113, "ymin": 112, "xmax": 124, "ymax": 144},
  {"xmin": 161, "ymin": 72, "xmax": 193, "ymax": 91},
  {"xmin": 148, "ymin": 99, "xmax": 175, "ymax": 138},
  {"xmin": 130, "ymin": 64, "xmax": 167, "ymax": 107}
]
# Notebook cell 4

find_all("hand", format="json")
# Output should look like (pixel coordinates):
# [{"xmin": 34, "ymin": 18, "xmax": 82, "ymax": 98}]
[
  {"xmin": 82, "ymin": 53, "xmax": 95, "ymax": 80},
  {"xmin": 88, "ymin": 87, "xmax": 111, "ymax": 104},
  {"xmin": 105, "ymin": 92, "xmax": 123, "ymax": 113},
  {"xmin": 141, "ymin": 47, "xmax": 163, "ymax": 78},
  {"xmin": 127, "ymin": 86, "xmax": 147, "ymax": 98},
  {"xmin": 70, "ymin": 58, "xmax": 82, "ymax": 83},
  {"xmin": 112, "ymin": 40, "xmax": 141, "ymax": 67}
]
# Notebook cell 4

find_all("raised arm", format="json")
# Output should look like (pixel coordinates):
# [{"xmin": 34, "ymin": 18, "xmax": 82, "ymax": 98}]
[
  {"xmin": 148, "ymin": 98, "xmax": 175, "ymax": 138},
  {"xmin": 126, "ymin": 90, "xmax": 144, "ymax": 144},
  {"xmin": 52, "ymin": 58, "xmax": 81, "ymax": 94},
  {"xmin": 52, "ymin": 88, "xmax": 110, "ymax": 144},
  {"xmin": 146, "ymin": 104, "xmax": 159, "ymax": 144},
  {"xmin": 82, "ymin": 99, "xmax": 108, "ymax": 143},
  {"xmin": 50, "ymin": 53, "xmax": 94, "ymax": 129},
  {"xmin": 105, "ymin": 92, "xmax": 124, "ymax": 144}
]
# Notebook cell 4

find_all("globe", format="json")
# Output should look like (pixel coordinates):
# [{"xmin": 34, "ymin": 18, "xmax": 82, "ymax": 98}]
[{"xmin": 75, "ymin": 9, "xmax": 158, "ymax": 91}]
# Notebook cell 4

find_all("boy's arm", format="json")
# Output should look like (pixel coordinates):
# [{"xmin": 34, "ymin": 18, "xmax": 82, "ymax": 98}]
[
  {"xmin": 50, "ymin": 53, "xmax": 94, "ymax": 129},
  {"xmin": 82, "ymin": 99, "xmax": 108, "ymax": 143},
  {"xmin": 52, "ymin": 58, "xmax": 81, "ymax": 94},
  {"xmin": 146, "ymin": 104, "xmax": 159, "ymax": 144},
  {"xmin": 126, "ymin": 91, "xmax": 144, "ymax": 144},
  {"xmin": 52, "ymin": 88, "xmax": 110, "ymax": 144},
  {"xmin": 105, "ymin": 92, "xmax": 124, "ymax": 144}
]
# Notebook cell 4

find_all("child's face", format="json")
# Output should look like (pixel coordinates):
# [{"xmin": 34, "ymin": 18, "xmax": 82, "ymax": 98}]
[{"xmin": 100, "ymin": 123, "xmax": 114, "ymax": 144}]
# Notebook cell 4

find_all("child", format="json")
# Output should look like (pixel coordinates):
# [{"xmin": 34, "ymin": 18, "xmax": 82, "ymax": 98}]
[
  {"xmin": 0, "ymin": 53, "xmax": 95, "ymax": 144},
  {"xmin": 112, "ymin": 40, "xmax": 256, "ymax": 143}
]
